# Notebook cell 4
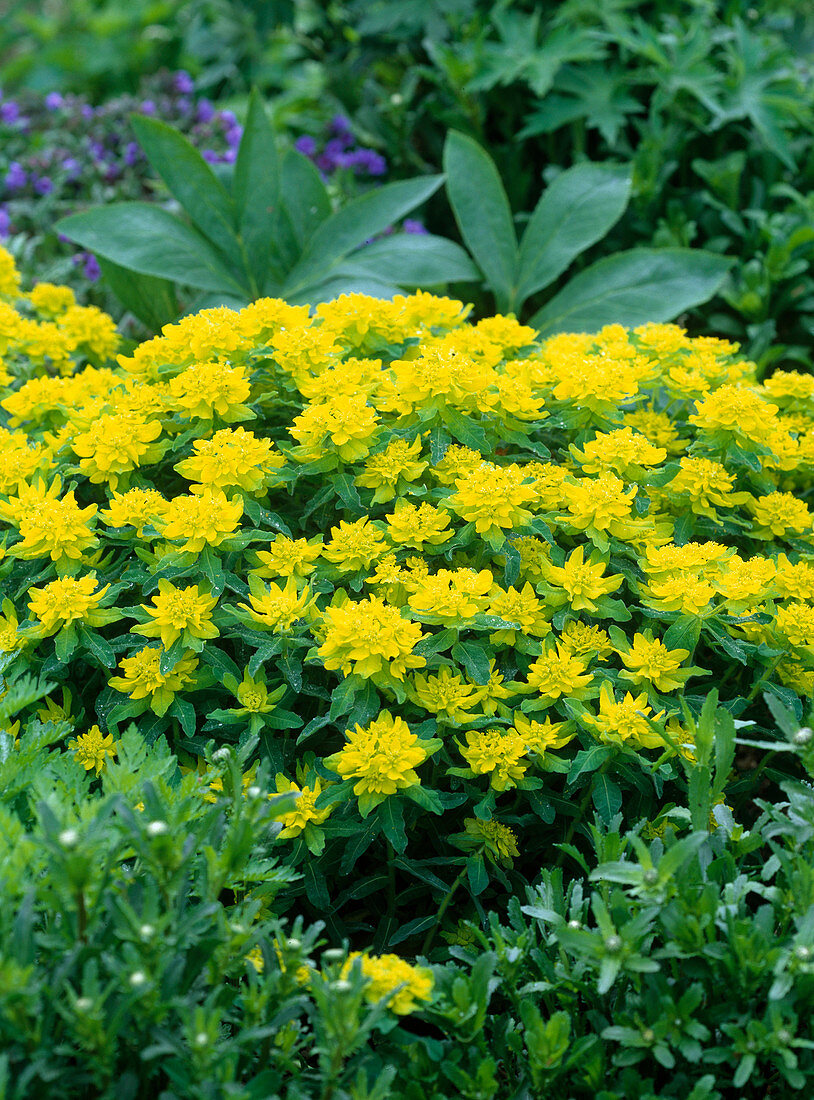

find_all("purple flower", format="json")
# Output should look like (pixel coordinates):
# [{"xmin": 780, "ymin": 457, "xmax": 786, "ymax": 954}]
[
  {"xmin": 173, "ymin": 70, "xmax": 195, "ymax": 94},
  {"xmin": 89, "ymin": 140, "xmax": 106, "ymax": 160},
  {"xmin": 140, "ymin": 100, "xmax": 156, "ymax": 116},
  {"xmin": 196, "ymin": 98, "xmax": 215, "ymax": 123},
  {"xmin": 226, "ymin": 125, "xmax": 243, "ymax": 148},
  {"xmin": 331, "ymin": 114, "xmax": 352, "ymax": 136},
  {"xmin": 84, "ymin": 253, "xmax": 101, "ymax": 281},
  {"xmin": 81, "ymin": 104, "xmax": 95, "ymax": 120},
  {"xmin": 61, "ymin": 157, "xmax": 81, "ymax": 179},
  {"xmin": 294, "ymin": 135, "xmax": 317, "ymax": 156},
  {"xmin": 221, "ymin": 148, "xmax": 237, "ymax": 164},
  {"xmin": 0, "ymin": 101, "xmax": 20, "ymax": 124},
  {"xmin": 218, "ymin": 109, "xmax": 238, "ymax": 128},
  {"xmin": 123, "ymin": 142, "xmax": 140, "ymax": 166},
  {"xmin": 175, "ymin": 96, "xmax": 191, "ymax": 115},
  {"xmin": 201, "ymin": 149, "xmax": 219, "ymax": 164},
  {"xmin": 45, "ymin": 92, "xmax": 65, "ymax": 110},
  {"xmin": 0, "ymin": 207, "xmax": 10, "ymax": 238},
  {"xmin": 4, "ymin": 162, "xmax": 27, "ymax": 190},
  {"xmin": 34, "ymin": 176, "xmax": 54, "ymax": 195},
  {"xmin": 351, "ymin": 148, "xmax": 387, "ymax": 176},
  {"xmin": 403, "ymin": 219, "xmax": 428, "ymax": 235}
]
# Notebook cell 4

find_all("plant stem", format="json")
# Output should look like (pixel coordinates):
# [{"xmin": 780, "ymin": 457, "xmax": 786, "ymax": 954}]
[{"xmin": 421, "ymin": 864, "xmax": 468, "ymax": 956}]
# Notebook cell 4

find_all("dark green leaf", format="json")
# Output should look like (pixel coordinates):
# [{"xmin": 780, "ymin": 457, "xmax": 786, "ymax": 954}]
[
  {"xmin": 592, "ymin": 774, "xmax": 622, "ymax": 825},
  {"xmin": 233, "ymin": 89, "xmax": 281, "ymax": 293},
  {"xmin": 97, "ymin": 257, "xmax": 178, "ymax": 332},
  {"xmin": 338, "ymin": 233, "xmax": 480, "ymax": 286},
  {"xmin": 379, "ymin": 799, "xmax": 407, "ymax": 853},
  {"xmin": 443, "ymin": 130, "xmax": 518, "ymax": 311}
]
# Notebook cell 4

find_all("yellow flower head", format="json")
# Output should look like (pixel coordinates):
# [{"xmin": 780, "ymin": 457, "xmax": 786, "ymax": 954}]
[
  {"xmin": 174, "ymin": 426, "xmax": 285, "ymax": 494},
  {"xmin": 317, "ymin": 595, "xmax": 426, "ymax": 682},
  {"xmin": 616, "ymin": 631, "xmax": 693, "ymax": 693},
  {"xmin": 563, "ymin": 474, "xmax": 638, "ymax": 540},
  {"xmin": 355, "ymin": 435, "xmax": 427, "ymax": 502},
  {"xmin": 158, "ymin": 490, "xmax": 243, "ymax": 553},
  {"xmin": 458, "ymin": 725, "xmax": 529, "ymax": 790},
  {"xmin": 447, "ymin": 463, "xmax": 535, "ymax": 544},
  {"xmin": 407, "ymin": 567, "xmax": 494, "ymax": 626},
  {"xmin": 512, "ymin": 711, "xmax": 574, "ymax": 754},
  {"xmin": 544, "ymin": 545, "xmax": 624, "ymax": 613},
  {"xmin": 690, "ymin": 384, "xmax": 779, "ymax": 443},
  {"xmin": 273, "ymin": 775, "xmax": 332, "ymax": 836},
  {"xmin": 324, "ymin": 711, "xmax": 436, "ymax": 800},
  {"xmin": 486, "ymin": 582, "xmax": 550, "ymax": 645},
  {"xmin": 525, "ymin": 641, "xmax": 593, "ymax": 705},
  {"xmin": 168, "ymin": 359, "xmax": 253, "ymax": 420},
  {"xmin": 581, "ymin": 681, "xmax": 666, "ymax": 749},
  {"xmin": 68, "ymin": 725, "xmax": 117, "ymax": 776},
  {"xmin": 252, "ymin": 534, "xmax": 323, "ymax": 581},
  {"xmin": 7, "ymin": 479, "xmax": 98, "ymax": 565},
  {"xmin": 321, "ymin": 517, "xmax": 388, "ymax": 572},
  {"xmin": 27, "ymin": 573, "xmax": 113, "ymax": 636},
  {"xmin": 289, "ymin": 393, "xmax": 378, "ymax": 463},
  {"xmin": 384, "ymin": 499, "xmax": 453, "ymax": 549},
  {"xmin": 109, "ymin": 646, "xmax": 198, "ymax": 716},
  {"xmin": 342, "ymin": 952, "xmax": 433, "ymax": 1015},
  {"xmin": 462, "ymin": 817, "xmax": 519, "ymax": 866},
  {"xmin": 239, "ymin": 575, "xmax": 316, "ymax": 632},
  {"xmin": 570, "ymin": 427, "xmax": 666, "ymax": 477},
  {"xmin": 749, "ymin": 492, "xmax": 811, "ymax": 540},
  {"xmin": 408, "ymin": 665, "xmax": 486, "ymax": 723},
  {"xmin": 558, "ymin": 621, "xmax": 612, "ymax": 660},
  {"xmin": 133, "ymin": 580, "xmax": 219, "ymax": 649},
  {"xmin": 100, "ymin": 487, "xmax": 169, "ymax": 537},
  {"xmin": 71, "ymin": 412, "xmax": 165, "ymax": 489}
]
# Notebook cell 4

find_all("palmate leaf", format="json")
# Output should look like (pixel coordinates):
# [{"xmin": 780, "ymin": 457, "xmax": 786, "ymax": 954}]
[{"xmin": 518, "ymin": 65, "xmax": 645, "ymax": 145}]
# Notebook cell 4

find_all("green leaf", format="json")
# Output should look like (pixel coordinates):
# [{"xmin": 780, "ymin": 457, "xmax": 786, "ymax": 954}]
[
  {"xmin": 233, "ymin": 89, "xmax": 281, "ymax": 294},
  {"xmin": 516, "ymin": 163, "xmax": 631, "ymax": 305},
  {"xmin": 57, "ymin": 204, "xmax": 249, "ymax": 296},
  {"xmin": 279, "ymin": 148, "xmax": 332, "ymax": 253},
  {"xmin": 130, "ymin": 114, "xmax": 239, "ymax": 255},
  {"xmin": 592, "ymin": 773, "xmax": 622, "ymax": 825},
  {"xmin": 283, "ymin": 175, "xmax": 444, "ymax": 295},
  {"xmin": 467, "ymin": 854, "xmax": 489, "ymax": 896},
  {"xmin": 451, "ymin": 640, "xmax": 492, "ymax": 685},
  {"xmin": 78, "ymin": 625, "xmax": 115, "ymax": 670},
  {"xmin": 568, "ymin": 745, "xmax": 612, "ymax": 784},
  {"xmin": 529, "ymin": 248, "xmax": 731, "ymax": 337},
  {"xmin": 379, "ymin": 798, "xmax": 407, "ymax": 853},
  {"xmin": 97, "ymin": 257, "xmax": 178, "ymax": 332},
  {"xmin": 387, "ymin": 913, "xmax": 436, "ymax": 946},
  {"xmin": 338, "ymin": 233, "xmax": 480, "ymax": 287},
  {"xmin": 443, "ymin": 130, "xmax": 518, "ymax": 311}
]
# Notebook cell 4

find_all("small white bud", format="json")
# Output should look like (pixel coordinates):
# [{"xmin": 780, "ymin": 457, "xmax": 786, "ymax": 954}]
[
  {"xmin": 642, "ymin": 1028, "xmax": 655, "ymax": 1044},
  {"xmin": 793, "ymin": 727, "xmax": 813, "ymax": 746},
  {"xmin": 567, "ymin": 919, "xmax": 581, "ymax": 930},
  {"xmin": 794, "ymin": 945, "xmax": 812, "ymax": 962},
  {"xmin": 777, "ymin": 1028, "xmax": 792, "ymax": 1045},
  {"xmin": 285, "ymin": 938, "xmax": 301, "ymax": 949},
  {"xmin": 247, "ymin": 786, "xmax": 261, "ymax": 798},
  {"xmin": 212, "ymin": 747, "xmax": 231, "ymax": 762},
  {"xmin": 146, "ymin": 820, "xmax": 168, "ymax": 836},
  {"xmin": 129, "ymin": 970, "xmax": 147, "ymax": 987},
  {"xmin": 75, "ymin": 997, "xmax": 93, "ymax": 1012},
  {"xmin": 194, "ymin": 1032, "xmax": 208, "ymax": 1047},
  {"xmin": 59, "ymin": 828, "xmax": 79, "ymax": 848},
  {"xmin": 331, "ymin": 979, "xmax": 352, "ymax": 992},
  {"xmin": 322, "ymin": 948, "xmax": 344, "ymax": 962},
  {"xmin": 390, "ymin": 93, "xmax": 403, "ymax": 105},
  {"xmin": 604, "ymin": 935, "xmax": 623, "ymax": 954},
  {"xmin": 139, "ymin": 924, "xmax": 155, "ymax": 939},
  {"xmin": 643, "ymin": 868, "xmax": 659, "ymax": 886}
]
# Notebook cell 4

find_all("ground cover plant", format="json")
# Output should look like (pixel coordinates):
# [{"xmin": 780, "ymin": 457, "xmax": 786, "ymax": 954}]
[{"xmin": 3, "ymin": 242, "xmax": 814, "ymax": 1094}]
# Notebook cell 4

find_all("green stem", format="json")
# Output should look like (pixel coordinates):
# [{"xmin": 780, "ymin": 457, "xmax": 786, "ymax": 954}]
[
  {"xmin": 421, "ymin": 864, "xmax": 468, "ymax": 956},
  {"xmin": 555, "ymin": 760, "xmax": 610, "ymax": 869}
]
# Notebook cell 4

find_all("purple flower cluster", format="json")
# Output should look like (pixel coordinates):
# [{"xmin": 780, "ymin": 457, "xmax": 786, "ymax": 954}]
[{"xmin": 295, "ymin": 114, "xmax": 387, "ymax": 179}]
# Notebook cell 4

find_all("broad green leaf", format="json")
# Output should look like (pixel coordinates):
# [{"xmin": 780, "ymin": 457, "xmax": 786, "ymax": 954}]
[
  {"xmin": 337, "ymin": 233, "xmax": 480, "ymax": 286},
  {"xmin": 287, "ymin": 275, "xmax": 405, "ymax": 307},
  {"xmin": 130, "ymin": 114, "xmax": 239, "ymax": 257},
  {"xmin": 233, "ymin": 89, "xmax": 281, "ymax": 295},
  {"xmin": 279, "ymin": 148, "xmax": 331, "ymax": 253},
  {"xmin": 283, "ymin": 175, "xmax": 444, "ymax": 295},
  {"xmin": 57, "ymin": 204, "xmax": 250, "ymax": 296},
  {"xmin": 443, "ymin": 130, "xmax": 518, "ymax": 311},
  {"xmin": 516, "ymin": 163, "xmax": 631, "ymax": 305},
  {"xmin": 97, "ymin": 256, "xmax": 178, "ymax": 333},
  {"xmin": 529, "ymin": 248, "xmax": 731, "ymax": 336},
  {"xmin": 592, "ymin": 773, "xmax": 622, "ymax": 825}
]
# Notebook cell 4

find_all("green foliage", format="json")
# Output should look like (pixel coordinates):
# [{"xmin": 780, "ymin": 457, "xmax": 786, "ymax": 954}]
[{"xmin": 57, "ymin": 92, "xmax": 477, "ymax": 328}]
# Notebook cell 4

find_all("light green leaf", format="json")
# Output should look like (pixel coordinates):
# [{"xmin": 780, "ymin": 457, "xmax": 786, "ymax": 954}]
[
  {"xmin": 337, "ymin": 233, "xmax": 480, "ymax": 286},
  {"xmin": 529, "ymin": 248, "xmax": 731, "ymax": 336},
  {"xmin": 233, "ymin": 89, "xmax": 281, "ymax": 294},
  {"xmin": 279, "ymin": 148, "xmax": 331, "ymax": 254}
]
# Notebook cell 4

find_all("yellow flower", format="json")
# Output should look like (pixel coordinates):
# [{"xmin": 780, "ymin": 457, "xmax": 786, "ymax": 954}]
[
  {"xmin": 714, "ymin": 555, "xmax": 776, "ymax": 608},
  {"xmin": 511, "ymin": 711, "xmax": 574, "ymax": 755},
  {"xmin": 251, "ymin": 535, "xmax": 323, "ymax": 581},
  {"xmin": 239, "ymin": 575, "xmax": 316, "ymax": 632},
  {"xmin": 317, "ymin": 595, "xmax": 426, "ymax": 682},
  {"xmin": 510, "ymin": 536, "xmax": 552, "ymax": 583},
  {"xmin": 544, "ymin": 545, "xmax": 623, "ymax": 613},
  {"xmin": 616, "ymin": 631, "xmax": 693, "ymax": 692},
  {"xmin": 168, "ymin": 359, "xmax": 254, "ymax": 421},
  {"xmin": 457, "ymin": 726, "xmax": 529, "ymax": 790},
  {"xmin": 570, "ymin": 427, "xmax": 666, "ymax": 477},
  {"xmin": 342, "ymin": 952, "xmax": 433, "ymax": 1015},
  {"xmin": 407, "ymin": 568, "xmax": 494, "ymax": 626},
  {"xmin": 27, "ymin": 573, "xmax": 115, "ymax": 637},
  {"xmin": 690, "ymin": 384, "xmax": 779, "ymax": 443},
  {"xmin": 749, "ymin": 492, "xmax": 812, "ymax": 540},
  {"xmin": 29, "ymin": 282, "xmax": 76, "ymax": 316},
  {"xmin": 640, "ymin": 573, "xmax": 717, "ymax": 617},
  {"xmin": 461, "ymin": 817, "xmax": 519, "ymax": 866},
  {"xmin": 71, "ymin": 412, "xmax": 165, "ymax": 489},
  {"xmin": 486, "ymin": 583, "xmax": 550, "ymax": 645},
  {"xmin": 408, "ymin": 666, "xmax": 486, "ymax": 722},
  {"xmin": 132, "ymin": 580, "xmax": 219, "ymax": 648},
  {"xmin": 68, "ymin": 725, "xmax": 117, "ymax": 776},
  {"xmin": 289, "ymin": 394, "xmax": 378, "ymax": 463},
  {"xmin": 384, "ymin": 500, "xmax": 453, "ymax": 549},
  {"xmin": 321, "ymin": 517, "xmax": 388, "ymax": 572},
  {"xmin": 664, "ymin": 457, "xmax": 749, "ymax": 520},
  {"xmin": 580, "ymin": 682, "xmax": 665, "ymax": 749},
  {"xmin": 0, "ymin": 601, "xmax": 23, "ymax": 653},
  {"xmin": 273, "ymin": 775, "xmax": 332, "ymax": 836},
  {"xmin": 563, "ymin": 474, "xmax": 639, "ymax": 541},
  {"xmin": 174, "ymin": 426, "xmax": 285, "ymax": 494},
  {"xmin": 446, "ymin": 464, "xmax": 535, "ymax": 544},
  {"xmin": 775, "ymin": 556, "xmax": 814, "ymax": 601},
  {"xmin": 775, "ymin": 602, "xmax": 814, "ymax": 648},
  {"xmin": 355, "ymin": 435, "xmax": 427, "ymax": 502},
  {"xmin": 100, "ymin": 487, "xmax": 169, "ymax": 537},
  {"xmin": 525, "ymin": 641, "xmax": 594, "ymax": 705},
  {"xmin": 0, "ymin": 427, "xmax": 50, "ymax": 493},
  {"xmin": 324, "ymin": 711, "xmax": 437, "ymax": 803},
  {"xmin": 6, "ymin": 478, "xmax": 98, "ymax": 565},
  {"xmin": 641, "ymin": 541, "xmax": 731, "ymax": 577},
  {"xmin": 158, "ymin": 490, "xmax": 243, "ymax": 553},
  {"xmin": 0, "ymin": 246, "xmax": 22, "ymax": 297},
  {"xmin": 558, "ymin": 621, "xmax": 612, "ymax": 660},
  {"xmin": 109, "ymin": 646, "xmax": 198, "ymax": 716}
]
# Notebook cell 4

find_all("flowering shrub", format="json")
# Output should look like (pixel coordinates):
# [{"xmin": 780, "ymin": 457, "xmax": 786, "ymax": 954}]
[{"xmin": 2, "ymin": 242, "xmax": 813, "ymax": 954}]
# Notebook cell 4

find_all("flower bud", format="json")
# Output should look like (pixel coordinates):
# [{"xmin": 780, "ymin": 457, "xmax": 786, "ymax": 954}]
[
  {"xmin": 793, "ymin": 727, "xmax": 813, "ymax": 746},
  {"xmin": 129, "ymin": 970, "xmax": 147, "ymax": 987},
  {"xmin": 59, "ymin": 828, "xmax": 79, "ymax": 848},
  {"xmin": 604, "ymin": 934, "xmax": 623, "ymax": 954},
  {"xmin": 146, "ymin": 820, "xmax": 168, "ymax": 836}
]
